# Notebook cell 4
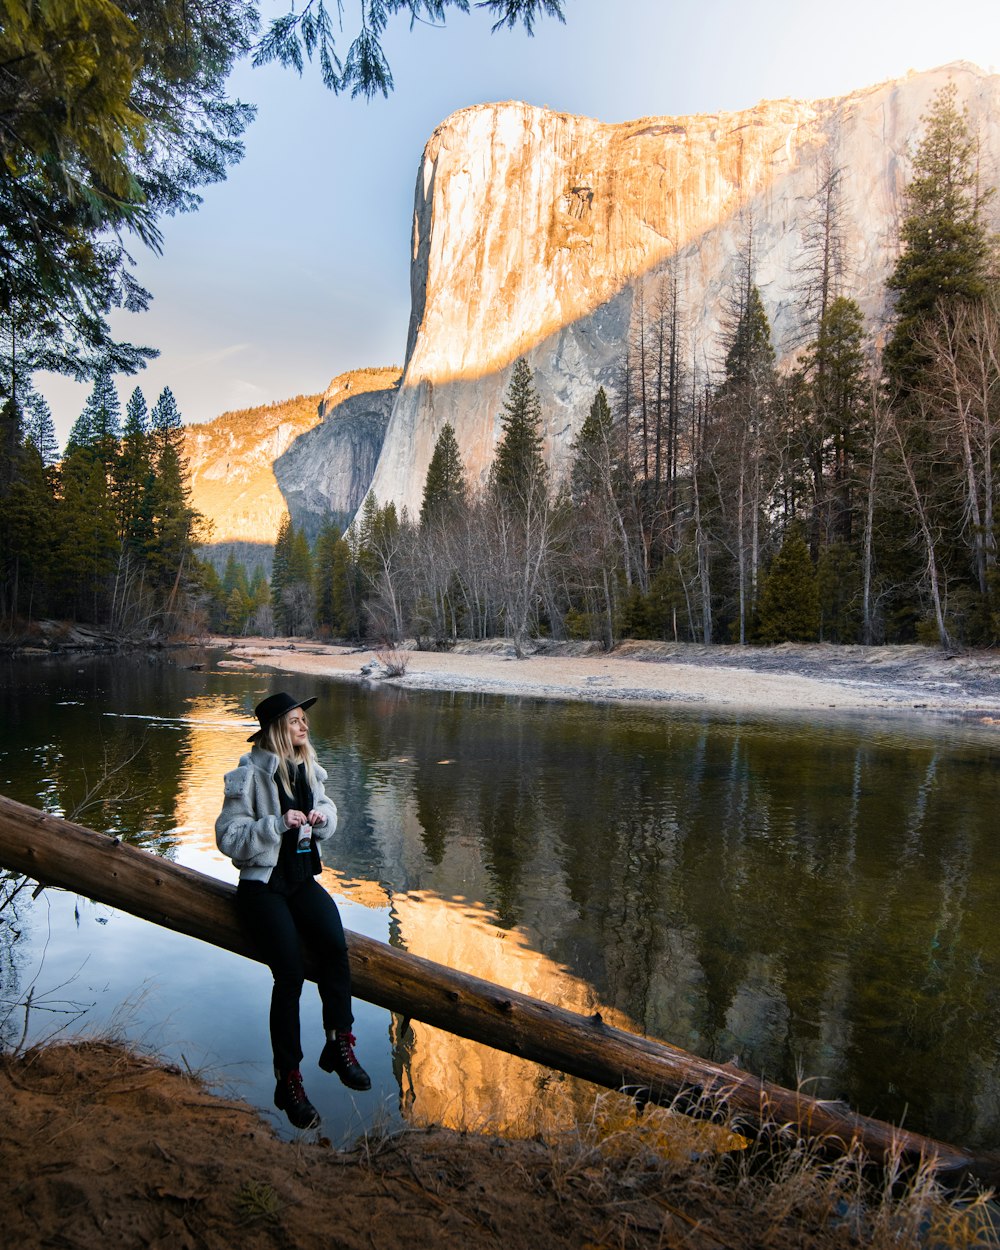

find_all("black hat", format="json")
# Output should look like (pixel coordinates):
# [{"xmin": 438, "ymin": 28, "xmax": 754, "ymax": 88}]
[{"xmin": 247, "ymin": 691, "xmax": 317, "ymax": 742}]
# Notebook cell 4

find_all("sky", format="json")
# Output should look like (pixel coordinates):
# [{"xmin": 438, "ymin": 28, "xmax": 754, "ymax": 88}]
[{"xmin": 38, "ymin": 0, "xmax": 1000, "ymax": 447}]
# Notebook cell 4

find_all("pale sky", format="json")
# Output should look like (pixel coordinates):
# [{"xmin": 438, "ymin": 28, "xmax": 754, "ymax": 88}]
[{"xmin": 38, "ymin": 0, "xmax": 1000, "ymax": 446}]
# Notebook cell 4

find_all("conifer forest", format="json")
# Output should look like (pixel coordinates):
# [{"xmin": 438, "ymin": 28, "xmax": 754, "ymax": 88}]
[{"xmin": 2, "ymin": 85, "xmax": 999, "ymax": 652}]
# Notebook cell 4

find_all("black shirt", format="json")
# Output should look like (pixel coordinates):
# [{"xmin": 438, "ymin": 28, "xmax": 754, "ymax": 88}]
[{"xmin": 269, "ymin": 760, "xmax": 321, "ymax": 893}]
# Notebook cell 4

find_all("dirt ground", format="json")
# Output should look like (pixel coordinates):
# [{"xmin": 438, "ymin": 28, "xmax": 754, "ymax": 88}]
[
  {"xmin": 5, "ymin": 1039, "xmax": 998, "ymax": 1250},
  {"xmin": 0, "ymin": 1040, "xmax": 754, "ymax": 1250},
  {"xmin": 3, "ymin": 1039, "xmax": 627, "ymax": 1250}
]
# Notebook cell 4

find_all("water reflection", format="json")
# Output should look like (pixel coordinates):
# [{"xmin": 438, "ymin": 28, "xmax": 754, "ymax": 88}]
[
  {"xmin": 391, "ymin": 890, "xmax": 634, "ymax": 1132},
  {"xmin": 2, "ymin": 653, "xmax": 1000, "ymax": 1148}
]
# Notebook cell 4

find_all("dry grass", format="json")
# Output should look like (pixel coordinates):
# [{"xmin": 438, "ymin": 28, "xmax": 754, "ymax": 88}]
[
  {"xmin": 409, "ymin": 1079, "xmax": 999, "ymax": 1249},
  {"xmin": 525, "ymin": 1095, "xmax": 997, "ymax": 1249}
]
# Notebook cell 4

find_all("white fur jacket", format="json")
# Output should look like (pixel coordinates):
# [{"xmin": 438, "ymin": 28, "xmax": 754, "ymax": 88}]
[{"xmin": 215, "ymin": 745, "xmax": 339, "ymax": 883}]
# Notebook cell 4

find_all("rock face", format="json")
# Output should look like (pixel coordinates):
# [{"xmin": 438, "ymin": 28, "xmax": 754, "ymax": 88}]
[
  {"xmin": 273, "ymin": 367, "xmax": 400, "ymax": 541},
  {"xmin": 184, "ymin": 393, "xmax": 323, "ymax": 570},
  {"xmin": 185, "ymin": 368, "xmax": 399, "ymax": 566},
  {"xmin": 366, "ymin": 62, "xmax": 1000, "ymax": 518}
]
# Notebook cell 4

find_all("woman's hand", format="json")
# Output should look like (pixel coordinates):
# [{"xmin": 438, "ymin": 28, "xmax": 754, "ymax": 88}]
[
  {"xmin": 306, "ymin": 809, "xmax": 327, "ymax": 827},
  {"xmin": 283, "ymin": 809, "xmax": 310, "ymax": 830}
]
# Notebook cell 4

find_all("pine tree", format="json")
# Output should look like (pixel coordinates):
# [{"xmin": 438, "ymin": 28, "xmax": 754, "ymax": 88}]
[
  {"xmin": 22, "ymin": 391, "xmax": 60, "ymax": 466},
  {"xmin": 314, "ymin": 520, "xmax": 342, "ymax": 631},
  {"xmin": 225, "ymin": 586, "xmax": 251, "ymax": 635},
  {"xmin": 755, "ymin": 523, "xmax": 820, "ymax": 643},
  {"xmin": 0, "ymin": 398, "xmax": 27, "ymax": 620},
  {"xmin": 568, "ymin": 387, "xmax": 624, "ymax": 648},
  {"xmin": 56, "ymin": 446, "xmax": 119, "ymax": 621},
  {"xmin": 222, "ymin": 551, "xmax": 251, "ymax": 600},
  {"xmin": 1, "ymin": 437, "xmax": 55, "ymax": 623},
  {"xmin": 800, "ymin": 296, "xmax": 869, "ymax": 546},
  {"xmin": 150, "ymin": 387, "xmax": 183, "ymax": 460},
  {"xmin": 67, "ymin": 367, "xmax": 121, "ymax": 468},
  {"xmin": 0, "ymin": 0, "xmax": 253, "ymax": 378},
  {"xmin": 723, "ymin": 285, "xmax": 775, "ymax": 390},
  {"xmin": 490, "ymin": 358, "xmax": 547, "ymax": 513},
  {"xmin": 268, "ymin": 516, "xmax": 315, "ymax": 636},
  {"xmin": 885, "ymin": 83, "xmax": 993, "ymax": 389},
  {"xmin": 711, "ymin": 267, "xmax": 778, "ymax": 644},
  {"xmin": 487, "ymin": 359, "xmax": 556, "ymax": 653},
  {"xmin": 354, "ymin": 494, "xmax": 381, "ymax": 588},
  {"xmin": 0, "ymin": 397, "xmax": 22, "ymax": 494},
  {"xmin": 143, "ymin": 388, "xmax": 200, "ymax": 618},
  {"xmin": 420, "ymin": 423, "xmax": 468, "ymax": 528},
  {"xmin": 283, "ymin": 526, "xmax": 315, "ymax": 635},
  {"xmin": 570, "ymin": 387, "xmax": 615, "ymax": 504},
  {"xmin": 271, "ymin": 513, "xmax": 293, "ymax": 634},
  {"xmin": 249, "ymin": 564, "xmax": 270, "ymax": 606},
  {"xmin": 194, "ymin": 558, "xmax": 227, "ymax": 632},
  {"xmin": 329, "ymin": 532, "xmax": 359, "ymax": 638},
  {"xmin": 116, "ymin": 387, "xmax": 152, "ymax": 550}
]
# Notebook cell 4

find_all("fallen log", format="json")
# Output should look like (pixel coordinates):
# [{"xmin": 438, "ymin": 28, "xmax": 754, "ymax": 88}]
[{"xmin": 1, "ymin": 794, "xmax": 997, "ymax": 1188}]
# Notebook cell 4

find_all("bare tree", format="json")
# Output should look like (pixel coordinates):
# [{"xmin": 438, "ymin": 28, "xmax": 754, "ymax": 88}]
[
  {"xmin": 886, "ymin": 391, "xmax": 953, "ymax": 649},
  {"xmin": 859, "ymin": 376, "xmax": 892, "ymax": 645},
  {"xmin": 920, "ymin": 291, "xmax": 1000, "ymax": 598}
]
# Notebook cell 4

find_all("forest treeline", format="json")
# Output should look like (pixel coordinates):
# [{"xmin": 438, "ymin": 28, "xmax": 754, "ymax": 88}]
[{"xmin": 2, "ymin": 85, "xmax": 998, "ymax": 650}]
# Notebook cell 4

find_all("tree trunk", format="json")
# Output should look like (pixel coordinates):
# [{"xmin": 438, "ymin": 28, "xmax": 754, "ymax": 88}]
[
  {"xmin": 1, "ymin": 795, "xmax": 997, "ymax": 1187},
  {"xmin": 891, "ymin": 407, "xmax": 952, "ymax": 649}
]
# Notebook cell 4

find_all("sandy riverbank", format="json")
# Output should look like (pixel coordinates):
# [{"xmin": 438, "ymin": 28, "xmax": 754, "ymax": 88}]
[{"xmin": 219, "ymin": 637, "xmax": 1000, "ymax": 721}]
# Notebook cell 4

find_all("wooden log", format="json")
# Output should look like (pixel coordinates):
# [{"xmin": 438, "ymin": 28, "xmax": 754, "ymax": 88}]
[{"xmin": 1, "ymin": 793, "xmax": 997, "ymax": 1187}]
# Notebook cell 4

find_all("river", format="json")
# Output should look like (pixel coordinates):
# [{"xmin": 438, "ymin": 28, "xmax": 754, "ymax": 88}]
[{"xmin": 2, "ymin": 647, "xmax": 999, "ymax": 1148}]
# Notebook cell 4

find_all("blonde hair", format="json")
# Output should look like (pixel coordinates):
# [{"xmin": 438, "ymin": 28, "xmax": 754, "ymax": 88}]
[{"xmin": 260, "ymin": 709, "xmax": 321, "ymax": 797}]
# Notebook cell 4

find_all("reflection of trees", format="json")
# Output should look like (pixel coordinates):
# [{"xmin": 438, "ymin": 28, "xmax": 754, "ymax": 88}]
[
  {"xmin": 838, "ymin": 751, "xmax": 1000, "ymax": 1140},
  {"xmin": 5, "ymin": 655, "xmax": 200, "ymax": 854},
  {"xmin": 349, "ymin": 692, "xmax": 1000, "ymax": 1147}
]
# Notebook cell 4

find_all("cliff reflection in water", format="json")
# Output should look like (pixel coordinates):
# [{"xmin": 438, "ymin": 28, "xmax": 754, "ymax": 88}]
[
  {"xmin": 168, "ymin": 698, "xmax": 631, "ymax": 1132},
  {"xmin": 390, "ymin": 890, "xmax": 633, "ymax": 1132}
]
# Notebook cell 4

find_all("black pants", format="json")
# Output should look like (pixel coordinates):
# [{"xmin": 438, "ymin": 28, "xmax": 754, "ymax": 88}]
[{"xmin": 236, "ymin": 877, "xmax": 353, "ymax": 1076}]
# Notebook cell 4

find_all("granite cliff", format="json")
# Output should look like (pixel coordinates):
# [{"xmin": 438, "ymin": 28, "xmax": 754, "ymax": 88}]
[
  {"xmin": 185, "ymin": 367, "xmax": 399, "ymax": 566},
  {"xmin": 183, "ymin": 392, "xmax": 322, "ymax": 570},
  {"xmin": 365, "ymin": 62, "xmax": 1000, "ymax": 518},
  {"xmin": 274, "ymin": 366, "xmax": 400, "ymax": 541}
]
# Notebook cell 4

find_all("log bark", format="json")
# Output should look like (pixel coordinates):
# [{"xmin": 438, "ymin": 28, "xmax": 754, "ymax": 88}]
[{"xmin": 1, "ymin": 794, "xmax": 997, "ymax": 1187}]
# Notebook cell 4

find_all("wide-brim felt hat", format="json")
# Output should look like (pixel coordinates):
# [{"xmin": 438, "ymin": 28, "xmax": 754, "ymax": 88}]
[{"xmin": 247, "ymin": 691, "xmax": 317, "ymax": 741}]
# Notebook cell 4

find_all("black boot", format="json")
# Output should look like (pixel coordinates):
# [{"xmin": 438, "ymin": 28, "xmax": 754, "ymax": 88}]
[
  {"xmin": 274, "ymin": 1068, "xmax": 321, "ymax": 1130},
  {"xmin": 319, "ymin": 1031, "xmax": 371, "ymax": 1091}
]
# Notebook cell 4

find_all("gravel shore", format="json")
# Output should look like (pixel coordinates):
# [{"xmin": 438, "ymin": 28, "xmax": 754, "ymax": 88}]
[{"xmin": 222, "ymin": 637, "xmax": 1000, "ymax": 720}]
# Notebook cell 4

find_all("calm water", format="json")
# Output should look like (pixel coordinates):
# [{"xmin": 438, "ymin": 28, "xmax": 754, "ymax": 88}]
[{"xmin": 2, "ymin": 649, "xmax": 1000, "ymax": 1148}]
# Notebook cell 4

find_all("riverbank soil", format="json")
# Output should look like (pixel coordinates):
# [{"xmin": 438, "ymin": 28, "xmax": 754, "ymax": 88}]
[
  {"xmin": 223, "ymin": 637, "xmax": 1000, "ymax": 719},
  {"xmin": 3, "ymin": 1041, "xmax": 996, "ymax": 1249}
]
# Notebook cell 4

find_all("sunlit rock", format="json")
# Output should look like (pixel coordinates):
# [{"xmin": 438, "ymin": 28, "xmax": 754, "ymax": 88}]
[
  {"xmin": 184, "ymin": 394, "xmax": 323, "ymax": 571},
  {"xmin": 368, "ymin": 63, "xmax": 1000, "ymax": 516},
  {"xmin": 391, "ymin": 890, "xmax": 634, "ymax": 1133},
  {"xmin": 185, "ymin": 368, "xmax": 400, "ymax": 566},
  {"xmin": 274, "ymin": 367, "xmax": 401, "ymax": 540}
]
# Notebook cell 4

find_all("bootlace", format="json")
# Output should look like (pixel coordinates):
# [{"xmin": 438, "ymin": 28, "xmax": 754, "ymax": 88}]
[
  {"xmin": 286, "ymin": 1068, "xmax": 309, "ymax": 1105},
  {"xmin": 338, "ymin": 1032, "xmax": 359, "ymax": 1063}
]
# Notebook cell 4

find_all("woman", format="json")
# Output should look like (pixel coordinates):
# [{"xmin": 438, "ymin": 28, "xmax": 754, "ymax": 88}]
[{"xmin": 216, "ymin": 691, "xmax": 370, "ymax": 1130}]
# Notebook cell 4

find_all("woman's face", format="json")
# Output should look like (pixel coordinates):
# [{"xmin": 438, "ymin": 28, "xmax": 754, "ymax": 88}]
[{"xmin": 285, "ymin": 709, "xmax": 309, "ymax": 749}]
